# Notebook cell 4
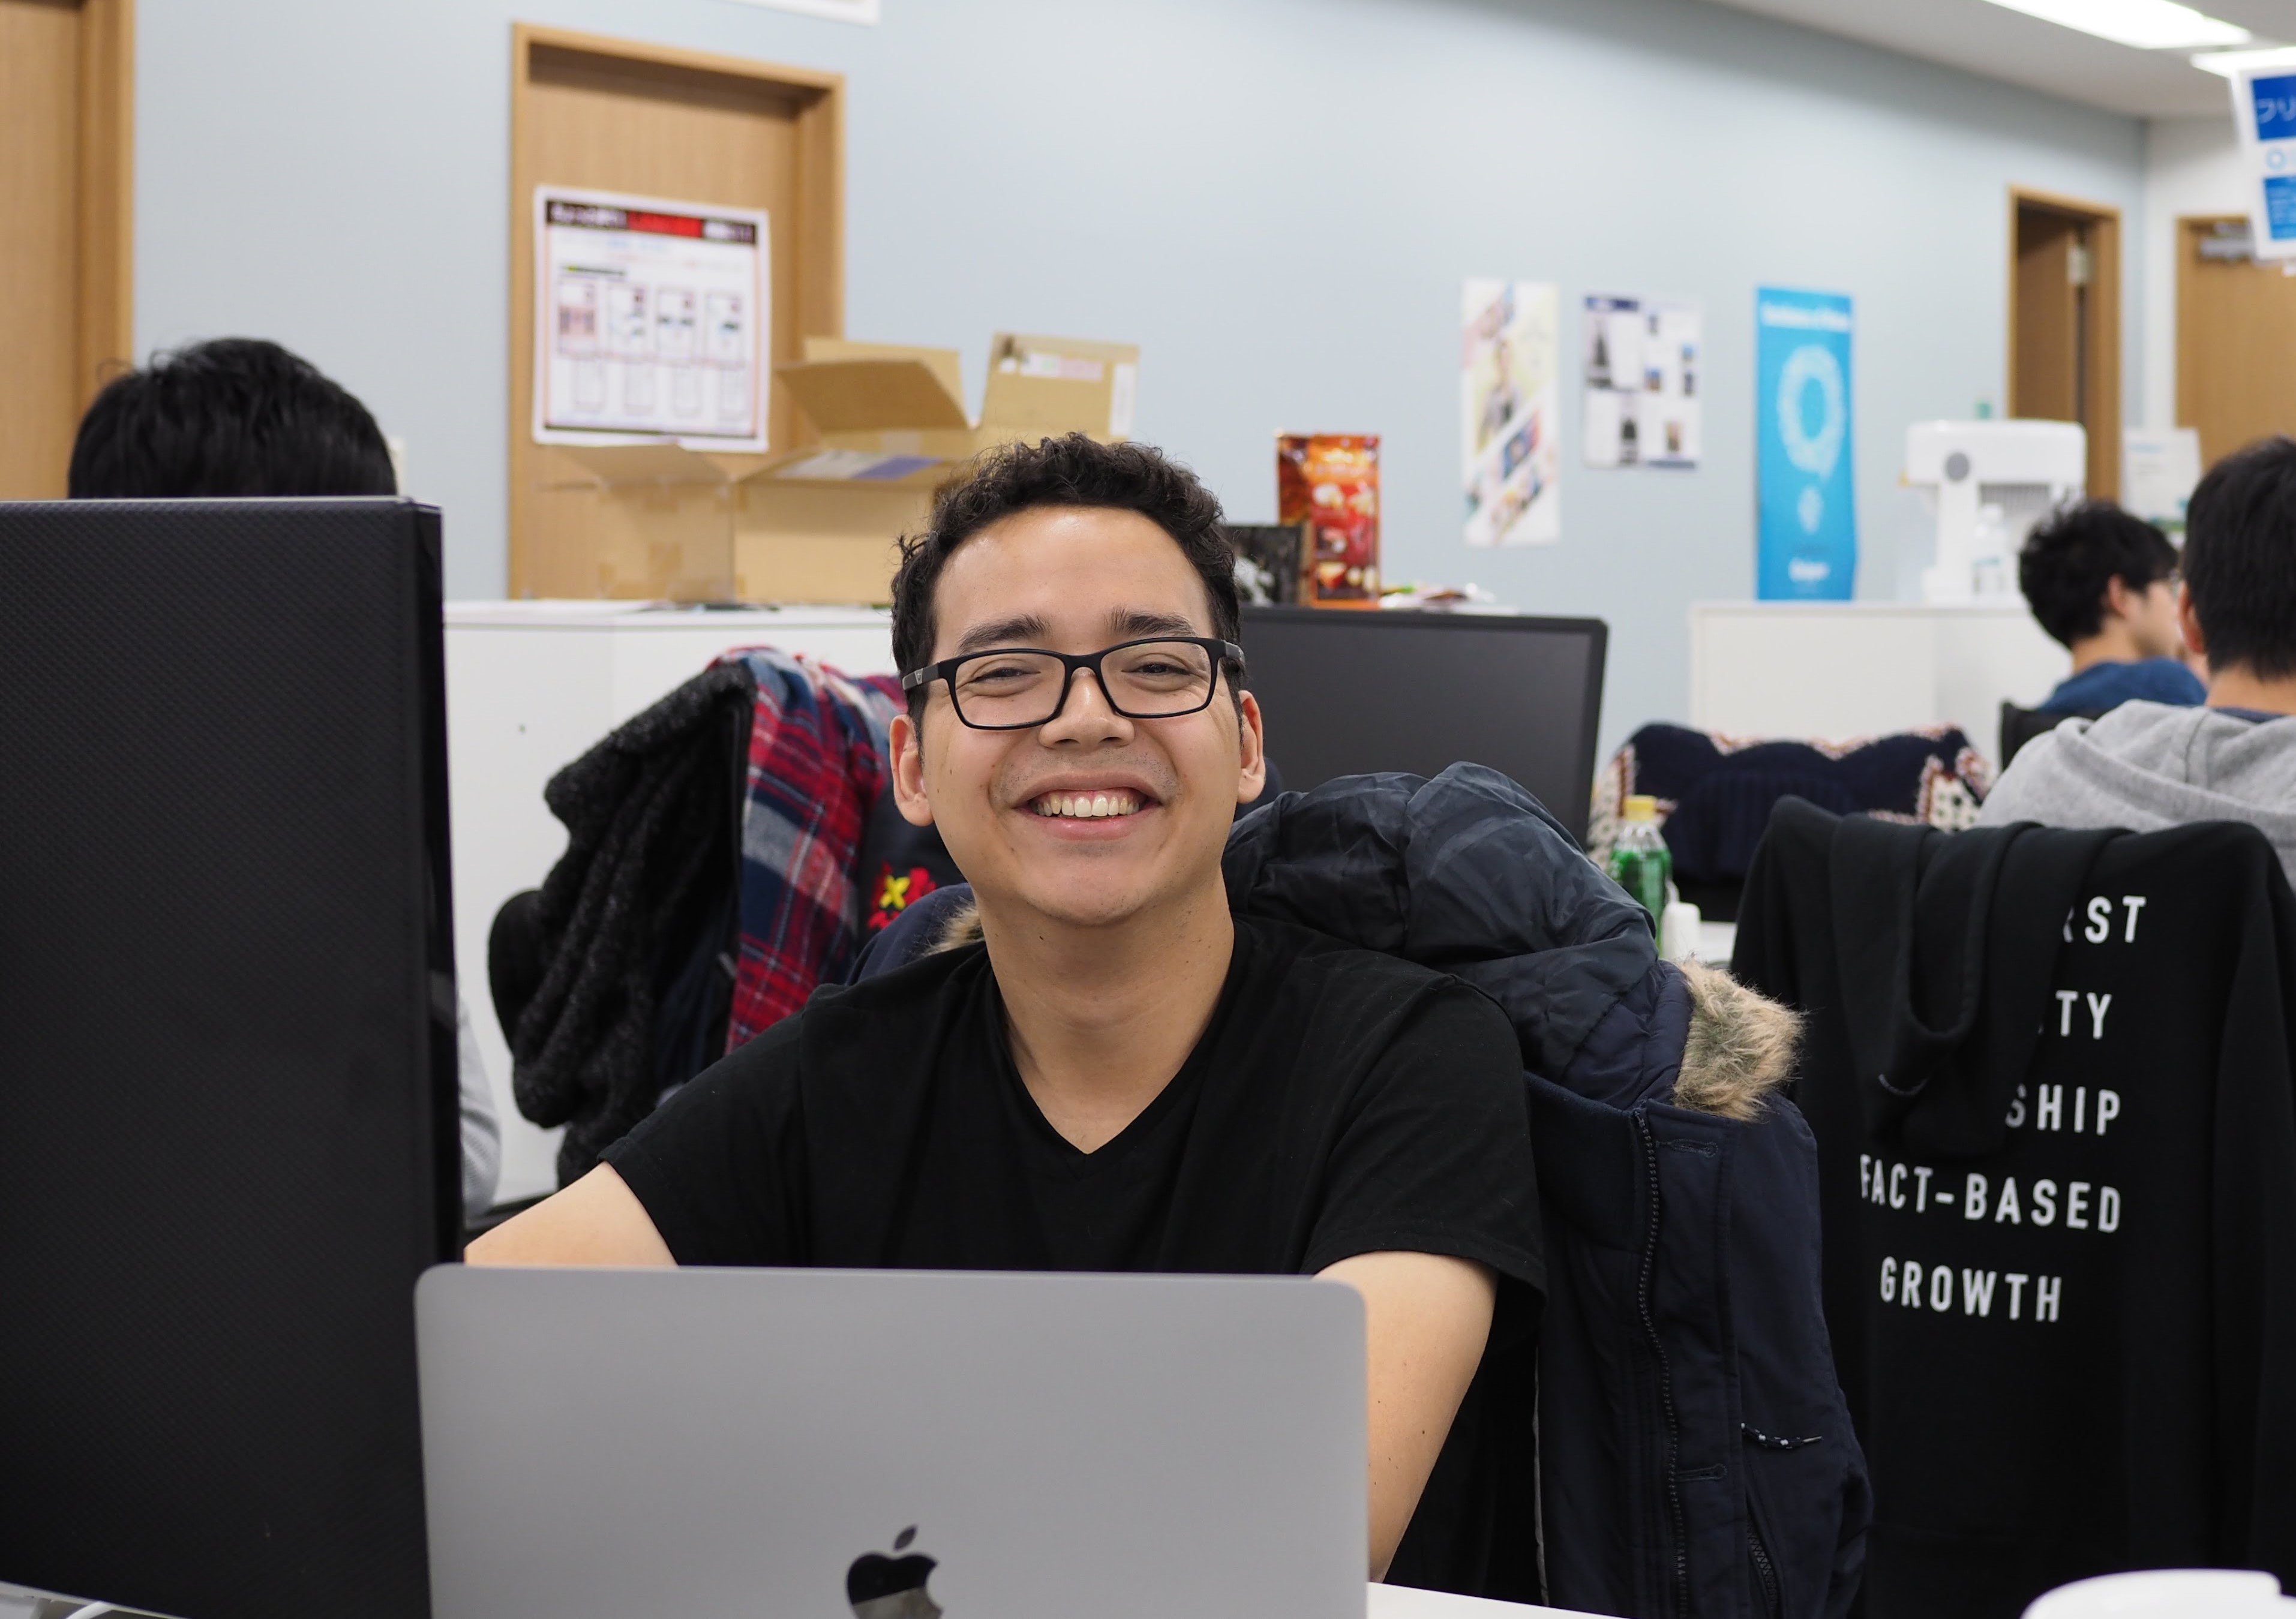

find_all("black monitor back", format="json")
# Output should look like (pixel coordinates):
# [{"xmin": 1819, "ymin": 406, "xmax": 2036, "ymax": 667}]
[
  {"xmin": 0, "ymin": 500, "xmax": 459, "ymax": 1619},
  {"xmin": 1239, "ymin": 606, "xmax": 1608, "ymax": 844}
]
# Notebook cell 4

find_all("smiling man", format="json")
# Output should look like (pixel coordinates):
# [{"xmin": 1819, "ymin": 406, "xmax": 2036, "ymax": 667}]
[{"xmin": 472, "ymin": 434, "xmax": 1542, "ymax": 1582}]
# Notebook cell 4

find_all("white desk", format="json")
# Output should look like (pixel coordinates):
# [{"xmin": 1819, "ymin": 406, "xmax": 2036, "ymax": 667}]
[
  {"xmin": 445, "ymin": 601, "xmax": 895, "ymax": 1203},
  {"xmin": 1370, "ymin": 1582, "xmax": 1603, "ymax": 1617},
  {"xmin": 1689, "ymin": 600, "xmax": 2069, "ymax": 760}
]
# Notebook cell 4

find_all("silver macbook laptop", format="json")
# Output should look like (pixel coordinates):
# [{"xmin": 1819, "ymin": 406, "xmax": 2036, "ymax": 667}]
[{"xmin": 416, "ymin": 1265, "xmax": 1367, "ymax": 1619}]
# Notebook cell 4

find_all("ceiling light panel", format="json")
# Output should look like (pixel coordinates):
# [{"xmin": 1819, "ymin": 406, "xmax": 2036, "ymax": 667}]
[
  {"xmin": 1982, "ymin": 0, "xmax": 2252, "ymax": 48},
  {"xmin": 2192, "ymin": 43, "xmax": 2296, "ymax": 71}
]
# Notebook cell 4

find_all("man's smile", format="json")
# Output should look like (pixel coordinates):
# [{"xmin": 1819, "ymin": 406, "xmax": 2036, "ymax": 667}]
[{"xmin": 1031, "ymin": 789, "xmax": 1145, "ymax": 819}]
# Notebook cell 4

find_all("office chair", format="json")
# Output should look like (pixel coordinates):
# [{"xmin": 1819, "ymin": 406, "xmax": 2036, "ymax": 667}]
[
  {"xmin": 1731, "ymin": 800, "xmax": 2296, "ymax": 1612},
  {"xmin": 1998, "ymin": 701, "xmax": 2104, "ymax": 768}
]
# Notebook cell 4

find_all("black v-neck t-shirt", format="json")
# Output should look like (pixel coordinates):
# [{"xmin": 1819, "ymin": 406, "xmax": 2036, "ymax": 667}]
[
  {"xmin": 604, "ymin": 914, "xmax": 1541, "ymax": 1291},
  {"xmin": 604, "ymin": 914, "xmax": 1544, "ymax": 1596}
]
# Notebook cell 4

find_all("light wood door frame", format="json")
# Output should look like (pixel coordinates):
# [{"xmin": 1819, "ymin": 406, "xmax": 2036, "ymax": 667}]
[
  {"xmin": 76, "ymin": 0, "xmax": 134, "ymax": 410},
  {"xmin": 0, "ymin": 0, "xmax": 133, "ymax": 498},
  {"xmin": 2007, "ymin": 186, "xmax": 2122, "ymax": 500},
  {"xmin": 508, "ymin": 23, "xmax": 844, "ymax": 596}
]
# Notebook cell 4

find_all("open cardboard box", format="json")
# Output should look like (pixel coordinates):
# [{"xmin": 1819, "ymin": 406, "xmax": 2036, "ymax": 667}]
[{"xmin": 530, "ymin": 333, "xmax": 1138, "ymax": 603}]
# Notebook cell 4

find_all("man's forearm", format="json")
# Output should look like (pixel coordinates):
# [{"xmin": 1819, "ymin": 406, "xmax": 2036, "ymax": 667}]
[{"xmin": 1318, "ymin": 1250, "xmax": 1497, "ymax": 1581}]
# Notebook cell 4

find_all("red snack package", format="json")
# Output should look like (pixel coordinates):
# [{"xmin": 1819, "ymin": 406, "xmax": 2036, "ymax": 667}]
[{"xmin": 1277, "ymin": 434, "xmax": 1380, "ymax": 607}]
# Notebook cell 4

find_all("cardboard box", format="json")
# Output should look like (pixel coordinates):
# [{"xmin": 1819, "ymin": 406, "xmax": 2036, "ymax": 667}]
[{"xmin": 532, "ymin": 332, "xmax": 1139, "ymax": 603}]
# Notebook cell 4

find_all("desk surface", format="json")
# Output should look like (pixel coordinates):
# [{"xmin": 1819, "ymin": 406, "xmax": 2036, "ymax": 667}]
[{"xmin": 1371, "ymin": 1582, "xmax": 1601, "ymax": 1617}]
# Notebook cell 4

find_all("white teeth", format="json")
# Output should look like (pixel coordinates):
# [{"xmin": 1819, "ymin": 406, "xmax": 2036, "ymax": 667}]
[{"xmin": 1032, "ymin": 791, "xmax": 1142, "ymax": 818}]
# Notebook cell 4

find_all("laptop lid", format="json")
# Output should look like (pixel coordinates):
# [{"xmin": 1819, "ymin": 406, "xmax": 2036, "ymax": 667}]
[{"xmin": 416, "ymin": 1265, "xmax": 1365, "ymax": 1619}]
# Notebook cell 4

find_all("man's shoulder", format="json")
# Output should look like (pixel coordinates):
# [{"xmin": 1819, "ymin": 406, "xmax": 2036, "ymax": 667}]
[
  {"xmin": 1242, "ymin": 912, "xmax": 1442, "ymax": 984},
  {"xmin": 1982, "ymin": 699, "xmax": 2296, "ymax": 828},
  {"xmin": 1236, "ymin": 915, "xmax": 1513, "ymax": 1041},
  {"xmin": 2042, "ymin": 659, "xmax": 2204, "ymax": 713}
]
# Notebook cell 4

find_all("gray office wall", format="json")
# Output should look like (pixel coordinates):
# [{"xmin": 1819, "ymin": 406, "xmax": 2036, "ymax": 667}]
[{"xmin": 137, "ymin": 0, "xmax": 2143, "ymax": 760}]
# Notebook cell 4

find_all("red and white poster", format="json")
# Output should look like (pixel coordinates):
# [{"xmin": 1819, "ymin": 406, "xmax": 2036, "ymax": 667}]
[{"xmin": 533, "ymin": 186, "xmax": 770, "ymax": 451}]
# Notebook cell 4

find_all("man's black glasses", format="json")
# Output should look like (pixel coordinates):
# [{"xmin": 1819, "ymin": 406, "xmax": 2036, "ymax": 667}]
[{"xmin": 900, "ymin": 636, "xmax": 1246, "ymax": 731}]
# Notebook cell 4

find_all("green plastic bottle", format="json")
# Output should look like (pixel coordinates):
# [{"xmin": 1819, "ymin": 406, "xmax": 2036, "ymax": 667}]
[{"xmin": 1607, "ymin": 794, "xmax": 1671, "ymax": 923}]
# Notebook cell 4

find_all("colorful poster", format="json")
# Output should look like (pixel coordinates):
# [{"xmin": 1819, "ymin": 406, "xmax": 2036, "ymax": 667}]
[
  {"xmin": 1278, "ymin": 435, "xmax": 1380, "ymax": 605},
  {"xmin": 1755, "ymin": 287, "xmax": 1855, "ymax": 600},
  {"xmin": 1582, "ymin": 294, "xmax": 1701, "ymax": 469},
  {"xmin": 533, "ymin": 187, "xmax": 770, "ymax": 450},
  {"xmin": 1461, "ymin": 279, "xmax": 1560, "ymax": 548}
]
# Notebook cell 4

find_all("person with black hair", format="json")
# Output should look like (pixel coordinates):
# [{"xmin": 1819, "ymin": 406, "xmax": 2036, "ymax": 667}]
[
  {"xmin": 472, "ymin": 434, "xmax": 1544, "ymax": 1585},
  {"xmin": 68, "ymin": 338, "xmax": 503, "ymax": 1217},
  {"xmin": 70, "ymin": 337, "xmax": 401, "ymax": 499},
  {"xmin": 2015, "ymin": 498, "xmax": 2204, "ymax": 715},
  {"xmin": 1982, "ymin": 436, "xmax": 2296, "ymax": 879}
]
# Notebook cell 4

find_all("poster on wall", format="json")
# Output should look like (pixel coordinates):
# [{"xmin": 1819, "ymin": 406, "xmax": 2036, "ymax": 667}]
[
  {"xmin": 532, "ymin": 187, "xmax": 771, "ymax": 451},
  {"xmin": 1278, "ymin": 435, "xmax": 1381, "ymax": 605},
  {"xmin": 2229, "ymin": 63, "xmax": 2296, "ymax": 262},
  {"xmin": 1461, "ymin": 278, "xmax": 1560, "ymax": 548},
  {"xmin": 1755, "ymin": 287, "xmax": 1855, "ymax": 600},
  {"xmin": 1582, "ymin": 294, "xmax": 1701, "ymax": 469}
]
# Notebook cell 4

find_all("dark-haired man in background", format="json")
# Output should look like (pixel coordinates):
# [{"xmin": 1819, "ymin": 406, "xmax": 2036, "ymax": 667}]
[
  {"xmin": 2016, "ymin": 498, "xmax": 2204, "ymax": 716},
  {"xmin": 1982, "ymin": 436, "xmax": 2296, "ymax": 880},
  {"xmin": 69, "ymin": 337, "xmax": 503, "ymax": 1216},
  {"xmin": 71, "ymin": 336, "xmax": 405, "ymax": 500},
  {"xmin": 474, "ymin": 434, "xmax": 1543, "ymax": 1585}
]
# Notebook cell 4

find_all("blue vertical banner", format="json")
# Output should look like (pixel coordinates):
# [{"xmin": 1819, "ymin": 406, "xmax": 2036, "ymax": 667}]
[{"xmin": 1755, "ymin": 288, "xmax": 1856, "ymax": 599}]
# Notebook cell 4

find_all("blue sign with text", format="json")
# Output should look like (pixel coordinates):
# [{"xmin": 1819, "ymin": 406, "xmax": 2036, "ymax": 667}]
[
  {"xmin": 1755, "ymin": 287, "xmax": 1856, "ymax": 600},
  {"xmin": 2252, "ymin": 73, "xmax": 2296, "ymax": 139}
]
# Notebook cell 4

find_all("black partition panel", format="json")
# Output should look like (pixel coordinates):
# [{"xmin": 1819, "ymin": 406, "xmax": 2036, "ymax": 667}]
[
  {"xmin": 1239, "ymin": 606, "xmax": 1607, "ymax": 845},
  {"xmin": 0, "ymin": 499, "xmax": 458, "ymax": 1619}
]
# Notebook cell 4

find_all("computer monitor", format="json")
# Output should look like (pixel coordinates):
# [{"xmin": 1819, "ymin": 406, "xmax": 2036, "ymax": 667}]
[
  {"xmin": 1239, "ymin": 606, "xmax": 1608, "ymax": 845},
  {"xmin": 0, "ymin": 499, "xmax": 460, "ymax": 1619}
]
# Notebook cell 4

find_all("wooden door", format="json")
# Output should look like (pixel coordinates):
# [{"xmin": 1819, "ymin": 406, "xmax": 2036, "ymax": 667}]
[
  {"xmin": 0, "ymin": 0, "xmax": 133, "ymax": 498},
  {"xmin": 2176, "ymin": 215, "xmax": 2296, "ymax": 467},
  {"xmin": 509, "ymin": 26, "xmax": 844, "ymax": 596},
  {"xmin": 2009, "ymin": 189, "xmax": 2121, "ymax": 500}
]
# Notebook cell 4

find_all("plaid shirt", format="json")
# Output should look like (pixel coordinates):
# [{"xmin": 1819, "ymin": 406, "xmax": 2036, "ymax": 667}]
[{"xmin": 718, "ymin": 647, "xmax": 906, "ymax": 1047}]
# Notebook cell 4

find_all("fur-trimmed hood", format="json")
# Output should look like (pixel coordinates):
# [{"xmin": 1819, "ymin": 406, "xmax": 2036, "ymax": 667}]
[{"xmin": 1676, "ymin": 957, "xmax": 1799, "ymax": 1120}]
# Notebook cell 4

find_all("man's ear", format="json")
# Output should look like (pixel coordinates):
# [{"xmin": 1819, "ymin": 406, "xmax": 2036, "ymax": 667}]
[
  {"xmin": 1234, "ymin": 689, "xmax": 1268, "ymax": 806},
  {"xmin": 889, "ymin": 711, "xmax": 937, "ymax": 828},
  {"xmin": 2177, "ymin": 584, "xmax": 2209, "ymax": 660},
  {"xmin": 2103, "ymin": 575, "xmax": 2135, "ymax": 621}
]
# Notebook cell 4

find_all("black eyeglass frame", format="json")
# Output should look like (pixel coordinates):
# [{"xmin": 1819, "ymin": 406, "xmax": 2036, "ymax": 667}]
[{"xmin": 900, "ymin": 635, "xmax": 1248, "ymax": 731}]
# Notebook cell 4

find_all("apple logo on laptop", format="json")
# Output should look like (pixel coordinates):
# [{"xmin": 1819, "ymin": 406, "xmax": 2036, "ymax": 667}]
[{"xmin": 846, "ymin": 1525, "xmax": 941, "ymax": 1619}]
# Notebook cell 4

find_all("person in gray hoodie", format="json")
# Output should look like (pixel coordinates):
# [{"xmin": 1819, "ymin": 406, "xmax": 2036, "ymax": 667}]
[{"xmin": 1979, "ymin": 434, "xmax": 2296, "ymax": 880}]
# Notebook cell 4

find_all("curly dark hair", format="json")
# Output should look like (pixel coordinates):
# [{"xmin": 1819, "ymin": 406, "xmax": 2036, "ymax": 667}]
[
  {"xmin": 68, "ymin": 337, "xmax": 397, "ymax": 499},
  {"xmin": 2015, "ymin": 499, "xmax": 2180, "ymax": 650},
  {"xmin": 2184, "ymin": 435, "xmax": 2296, "ymax": 680},
  {"xmin": 890, "ymin": 433, "xmax": 1242, "ymax": 719}
]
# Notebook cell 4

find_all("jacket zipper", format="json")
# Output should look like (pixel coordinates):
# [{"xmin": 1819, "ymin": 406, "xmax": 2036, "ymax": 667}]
[
  {"xmin": 1632, "ymin": 1108, "xmax": 1690, "ymax": 1619},
  {"xmin": 1749, "ymin": 1516, "xmax": 1782, "ymax": 1618}
]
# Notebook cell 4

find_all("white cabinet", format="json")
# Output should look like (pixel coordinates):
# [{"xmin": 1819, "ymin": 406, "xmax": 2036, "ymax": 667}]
[{"xmin": 1688, "ymin": 601, "xmax": 2070, "ymax": 757}]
